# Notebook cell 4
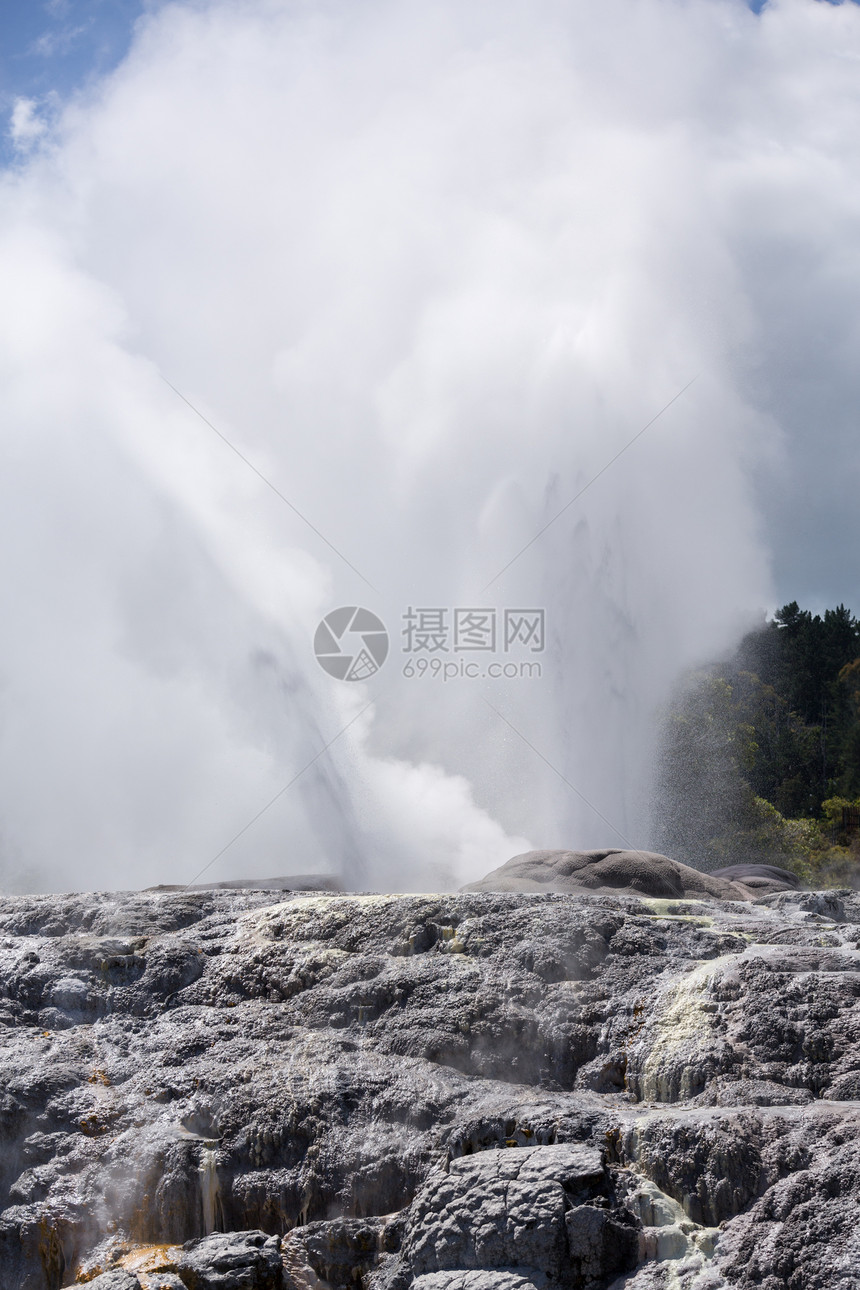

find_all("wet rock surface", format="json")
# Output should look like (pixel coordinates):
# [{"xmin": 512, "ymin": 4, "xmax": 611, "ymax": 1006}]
[{"xmin": 1, "ymin": 884, "xmax": 859, "ymax": 1288}]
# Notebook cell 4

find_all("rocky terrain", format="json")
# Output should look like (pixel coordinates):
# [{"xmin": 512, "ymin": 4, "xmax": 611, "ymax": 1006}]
[{"xmin": 1, "ymin": 859, "xmax": 859, "ymax": 1289}]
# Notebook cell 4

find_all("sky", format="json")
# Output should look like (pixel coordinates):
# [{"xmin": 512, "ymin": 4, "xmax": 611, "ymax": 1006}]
[
  {"xmin": 0, "ymin": 0, "xmax": 859, "ymax": 894},
  {"xmin": 0, "ymin": 1, "xmax": 161, "ymax": 165}
]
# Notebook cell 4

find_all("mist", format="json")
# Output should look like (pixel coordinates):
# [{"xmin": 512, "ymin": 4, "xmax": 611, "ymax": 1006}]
[{"xmin": 1, "ymin": 0, "xmax": 858, "ymax": 893}]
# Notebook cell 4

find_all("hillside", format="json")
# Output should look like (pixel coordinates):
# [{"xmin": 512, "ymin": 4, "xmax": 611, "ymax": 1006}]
[{"xmin": 655, "ymin": 602, "xmax": 860, "ymax": 883}]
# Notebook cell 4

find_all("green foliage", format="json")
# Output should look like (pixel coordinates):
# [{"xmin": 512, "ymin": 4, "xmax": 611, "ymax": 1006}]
[{"xmin": 654, "ymin": 602, "xmax": 860, "ymax": 885}]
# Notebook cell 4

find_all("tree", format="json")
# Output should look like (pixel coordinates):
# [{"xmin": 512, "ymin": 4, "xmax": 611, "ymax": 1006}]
[{"xmin": 654, "ymin": 601, "xmax": 860, "ymax": 881}]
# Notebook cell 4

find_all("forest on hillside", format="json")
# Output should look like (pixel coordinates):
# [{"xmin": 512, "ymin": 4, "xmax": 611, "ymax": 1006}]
[{"xmin": 655, "ymin": 602, "xmax": 860, "ymax": 885}]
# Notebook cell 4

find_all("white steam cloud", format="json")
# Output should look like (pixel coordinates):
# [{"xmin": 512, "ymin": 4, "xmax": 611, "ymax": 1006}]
[{"xmin": 1, "ymin": 0, "xmax": 858, "ymax": 893}]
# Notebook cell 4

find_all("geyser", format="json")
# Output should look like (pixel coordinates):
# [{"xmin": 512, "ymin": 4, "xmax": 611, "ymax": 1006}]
[{"xmin": 2, "ymin": 0, "xmax": 859, "ymax": 892}]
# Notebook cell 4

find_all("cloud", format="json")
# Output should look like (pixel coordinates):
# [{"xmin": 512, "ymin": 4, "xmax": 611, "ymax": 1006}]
[
  {"xmin": 8, "ymin": 98, "xmax": 49, "ymax": 151},
  {"xmin": 0, "ymin": 0, "xmax": 858, "ymax": 893},
  {"xmin": 32, "ymin": 24, "xmax": 90, "ymax": 60}
]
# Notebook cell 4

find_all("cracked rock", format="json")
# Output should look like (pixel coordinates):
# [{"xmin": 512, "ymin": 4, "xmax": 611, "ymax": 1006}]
[{"xmin": 1, "ymin": 884, "xmax": 860, "ymax": 1288}]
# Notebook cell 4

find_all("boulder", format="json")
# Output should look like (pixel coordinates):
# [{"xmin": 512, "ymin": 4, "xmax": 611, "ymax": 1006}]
[
  {"xmin": 378, "ymin": 1144, "xmax": 638, "ymax": 1289},
  {"xmin": 177, "ymin": 1231, "xmax": 283, "ymax": 1289},
  {"xmin": 709, "ymin": 863, "xmax": 800, "ymax": 893},
  {"xmin": 460, "ymin": 849, "xmax": 759, "ymax": 900}
]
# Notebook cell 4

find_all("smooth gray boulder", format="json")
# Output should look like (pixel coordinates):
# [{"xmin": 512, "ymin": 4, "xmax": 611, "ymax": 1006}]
[
  {"xmin": 460, "ymin": 849, "xmax": 744, "ymax": 900},
  {"xmin": 709, "ymin": 863, "xmax": 800, "ymax": 893}
]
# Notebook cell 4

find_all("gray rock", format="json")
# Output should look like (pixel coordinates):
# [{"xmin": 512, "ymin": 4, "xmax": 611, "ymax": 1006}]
[
  {"xmin": 460, "ymin": 850, "xmax": 758, "ymax": 901},
  {"xmin": 282, "ymin": 1215, "xmax": 394, "ymax": 1288},
  {"xmin": 177, "ymin": 1230, "xmax": 283, "ymax": 1288},
  {"xmin": 757, "ymin": 887, "xmax": 847, "ymax": 919},
  {"xmin": 83, "ymin": 1273, "xmax": 144, "ymax": 1290},
  {"xmin": 147, "ymin": 876, "xmax": 344, "ymax": 893},
  {"xmin": 709, "ymin": 863, "xmax": 801, "ymax": 893},
  {"xmin": 381, "ymin": 1143, "xmax": 635, "ymax": 1288},
  {"xmin": 410, "ymin": 1274, "xmax": 551, "ymax": 1289},
  {"xmin": 1, "ymin": 884, "xmax": 859, "ymax": 1289}
]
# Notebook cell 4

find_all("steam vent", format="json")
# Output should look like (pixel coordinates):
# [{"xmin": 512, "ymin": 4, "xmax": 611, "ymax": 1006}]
[{"xmin": 2, "ymin": 853, "xmax": 860, "ymax": 1288}]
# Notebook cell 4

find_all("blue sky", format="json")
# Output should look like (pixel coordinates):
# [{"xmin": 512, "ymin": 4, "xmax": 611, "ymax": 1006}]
[
  {"xmin": 0, "ymin": 0, "xmax": 163, "ymax": 165},
  {"xmin": 0, "ymin": 1, "xmax": 853, "ymax": 122},
  {"xmin": 2, "ymin": 0, "xmax": 855, "ymax": 166}
]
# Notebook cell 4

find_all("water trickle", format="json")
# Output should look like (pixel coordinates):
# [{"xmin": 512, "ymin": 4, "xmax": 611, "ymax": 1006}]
[{"xmin": 198, "ymin": 1147, "xmax": 222, "ymax": 1236}]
